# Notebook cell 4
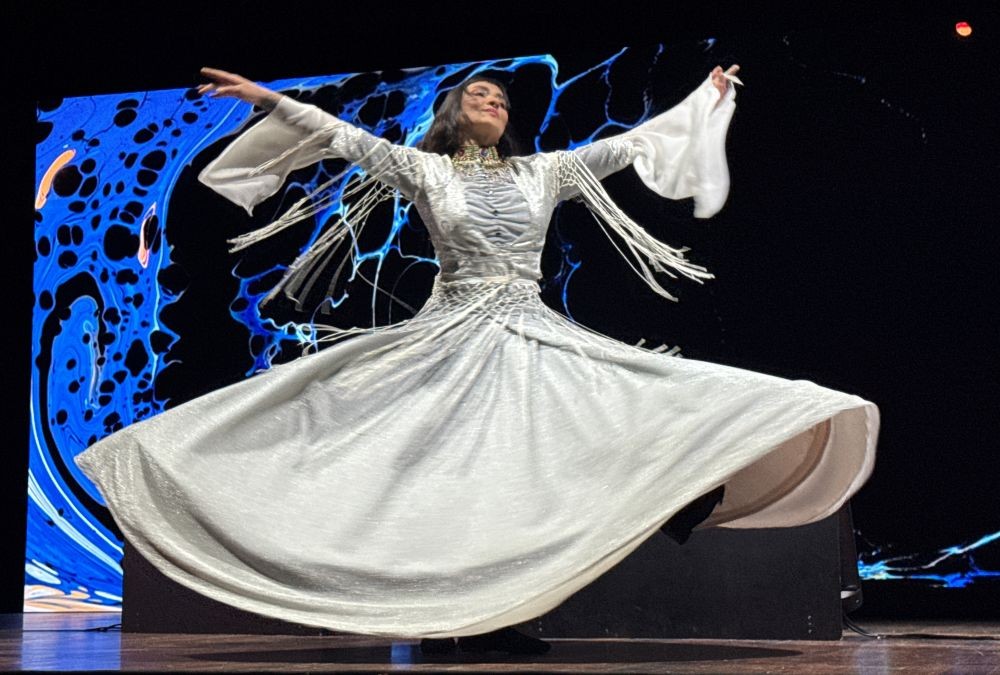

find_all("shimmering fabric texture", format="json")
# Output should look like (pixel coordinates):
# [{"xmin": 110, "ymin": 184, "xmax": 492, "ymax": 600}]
[{"xmin": 76, "ymin": 76, "xmax": 878, "ymax": 638}]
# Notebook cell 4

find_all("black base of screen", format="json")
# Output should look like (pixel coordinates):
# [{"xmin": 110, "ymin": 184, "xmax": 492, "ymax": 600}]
[
  {"xmin": 123, "ymin": 512, "xmax": 844, "ymax": 639},
  {"xmin": 121, "ymin": 546, "xmax": 324, "ymax": 635}
]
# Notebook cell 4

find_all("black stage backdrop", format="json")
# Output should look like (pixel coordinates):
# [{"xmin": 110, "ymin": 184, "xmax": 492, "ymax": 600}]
[{"xmin": 3, "ymin": 2, "xmax": 998, "ymax": 619}]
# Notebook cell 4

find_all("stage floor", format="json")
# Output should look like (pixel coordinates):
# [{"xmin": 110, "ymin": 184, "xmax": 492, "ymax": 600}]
[{"xmin": 1, "ymin": 613, "xmax": 997, "ymax": 672}]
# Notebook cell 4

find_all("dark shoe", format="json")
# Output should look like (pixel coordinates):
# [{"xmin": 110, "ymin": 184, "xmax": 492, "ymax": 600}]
[
  {"xmin": 419, "ymin": 637, "xmax": 456, "ymax": 655},
  {"xmin": 661, "ymin": 485, "xmax": 726, "ymax": 544},
  {"xmin": 457, "ymin": 627, "xmax": 551, "ymax": 655}
]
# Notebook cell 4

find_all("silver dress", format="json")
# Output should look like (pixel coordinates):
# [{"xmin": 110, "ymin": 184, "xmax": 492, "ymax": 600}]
[{"xmin": 76, "ymin": 78, "xmax": 878, "ymax": 638}]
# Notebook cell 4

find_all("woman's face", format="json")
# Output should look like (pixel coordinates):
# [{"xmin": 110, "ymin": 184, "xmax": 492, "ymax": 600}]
[{"xmin": 458, "ymin": 80, "xmax": 509, "ymax": 147}]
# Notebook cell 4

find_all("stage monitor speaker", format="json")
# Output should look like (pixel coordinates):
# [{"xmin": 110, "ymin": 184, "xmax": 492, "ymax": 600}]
[
  {"xmin": 531, "ymin": 511, "xmax": 843, "ymax": 640},
  {"xmin": 123, "ymin": 510, "xmax": 846, "ymax": 639}
]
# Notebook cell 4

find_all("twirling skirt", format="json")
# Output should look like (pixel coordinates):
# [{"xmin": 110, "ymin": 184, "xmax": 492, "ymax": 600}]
[{"xmin": 76, "ymin": 276, "xmax": 878, "ymax": 637}]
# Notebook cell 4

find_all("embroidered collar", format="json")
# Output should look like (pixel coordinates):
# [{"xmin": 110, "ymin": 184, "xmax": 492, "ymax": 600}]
[{"xmin": 451, "ymin": 144, "xmax": 507, "ymax": 171}]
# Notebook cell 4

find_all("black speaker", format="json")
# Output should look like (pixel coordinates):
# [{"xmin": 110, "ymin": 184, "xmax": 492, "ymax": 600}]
[
  {"xmin": 531, "ymin": 512, "xmax": 844, "ymax": 640},
  {"xmin": 123, "ymin": 510, "xmax": 846, "ymax": 639}
]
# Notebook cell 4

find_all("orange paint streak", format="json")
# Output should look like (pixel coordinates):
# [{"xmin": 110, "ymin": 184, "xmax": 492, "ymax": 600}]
[
  {"xmin": 23, "ymin": 584, "xmax": 117, "ymax": 612},
  {"xmin": 36, "ymin": 149, "xmax": 77, "ymax": 210}
]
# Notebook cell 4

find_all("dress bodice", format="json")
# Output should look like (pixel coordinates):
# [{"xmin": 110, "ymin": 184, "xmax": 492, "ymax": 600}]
[{"xmin": 421, "ymin": 170, "xmax": 545, "ymax": 284}]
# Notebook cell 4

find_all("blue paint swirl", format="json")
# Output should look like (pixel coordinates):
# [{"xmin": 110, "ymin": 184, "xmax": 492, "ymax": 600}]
[{"xmin": 858, "ymin": 530, "xmax": 1000, "ymax": 588}]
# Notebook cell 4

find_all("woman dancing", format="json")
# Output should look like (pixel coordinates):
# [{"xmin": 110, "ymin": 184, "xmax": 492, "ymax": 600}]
[{"xmin": 76, "ymin": 63, "xmax": 878, "ymax": 656}]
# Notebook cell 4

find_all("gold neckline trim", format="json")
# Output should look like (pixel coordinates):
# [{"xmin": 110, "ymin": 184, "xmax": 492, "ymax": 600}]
[{"xmin": 451, "ymin": 144, "xmax": 507, "ymax": 170}]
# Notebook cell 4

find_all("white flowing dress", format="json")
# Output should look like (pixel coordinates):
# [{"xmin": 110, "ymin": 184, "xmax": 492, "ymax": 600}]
[{"xmin": 75, "ymin": 76, "xmax": 878, "ymax": 638}]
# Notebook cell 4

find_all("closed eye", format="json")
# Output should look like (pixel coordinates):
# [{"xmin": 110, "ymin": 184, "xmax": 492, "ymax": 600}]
[{"xmin": 468, "ymin": 89, "xmax": 508, "ymax": 110}]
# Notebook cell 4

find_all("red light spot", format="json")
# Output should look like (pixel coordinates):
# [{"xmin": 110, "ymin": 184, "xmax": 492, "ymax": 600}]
[{"xmin": 955, "ymin": 21, "xmax": 972, "ymax": 37}]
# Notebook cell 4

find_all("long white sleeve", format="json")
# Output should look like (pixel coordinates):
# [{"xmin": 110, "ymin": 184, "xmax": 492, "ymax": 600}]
[
  {"xmin": 553, "ymin": 75, "xmax": 737, "ymax": 301},
  {"xmin": 197, "ymin": 96, "xmax": 427, "ymax": 214},
  {"xmin": 624, "ymin": 75, "xmax": 736, "ymax": 218},
  {"xmin": 558, "ymin": 75, "xmax": 736, "ymax": 218}
]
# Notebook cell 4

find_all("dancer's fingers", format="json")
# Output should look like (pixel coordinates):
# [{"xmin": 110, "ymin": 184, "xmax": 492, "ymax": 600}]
[
  {"xmin": 722, "ymin": 64, "xmax": 743, "ymax": 86},
  {"xmin": 200, "ymin": 67, "xmax": 244, "ymax": 86},
  {"xmin": 200, "ymin": 66, "xmax": 231, "ymax": 79}
]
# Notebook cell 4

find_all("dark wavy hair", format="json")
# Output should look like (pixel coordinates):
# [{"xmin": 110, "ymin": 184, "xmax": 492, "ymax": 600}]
[{"xmin": 416, "ymin": 76, "xmax": 523, "ymax": 158}]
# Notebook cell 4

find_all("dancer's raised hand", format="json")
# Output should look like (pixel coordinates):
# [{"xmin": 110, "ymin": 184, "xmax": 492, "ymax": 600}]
[
  {"xmin": 197, "ymin": 67, "xmax": 283, "ymax": 110},
  {"xmin": 710, "ymin": 64, "xmax": 742, "ymax": 98}
]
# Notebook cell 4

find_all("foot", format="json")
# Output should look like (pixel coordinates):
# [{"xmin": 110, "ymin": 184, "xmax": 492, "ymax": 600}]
[
  {"xmin": 419, "ymin": 637, "xmax": 456, "ymax": 655},
  {"xmin": 457, "ymin": 627, "xmax": 551, "ymax": 655}
]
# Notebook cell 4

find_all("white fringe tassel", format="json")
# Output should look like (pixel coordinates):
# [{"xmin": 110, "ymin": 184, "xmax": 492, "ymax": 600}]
[
  {"xmin": 562, "ymin": 152, "xmax": 714, "ymax": 302},
  {"xmin": 227, "ymin": 146, "xmax": 400, "ymax": 312}
]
